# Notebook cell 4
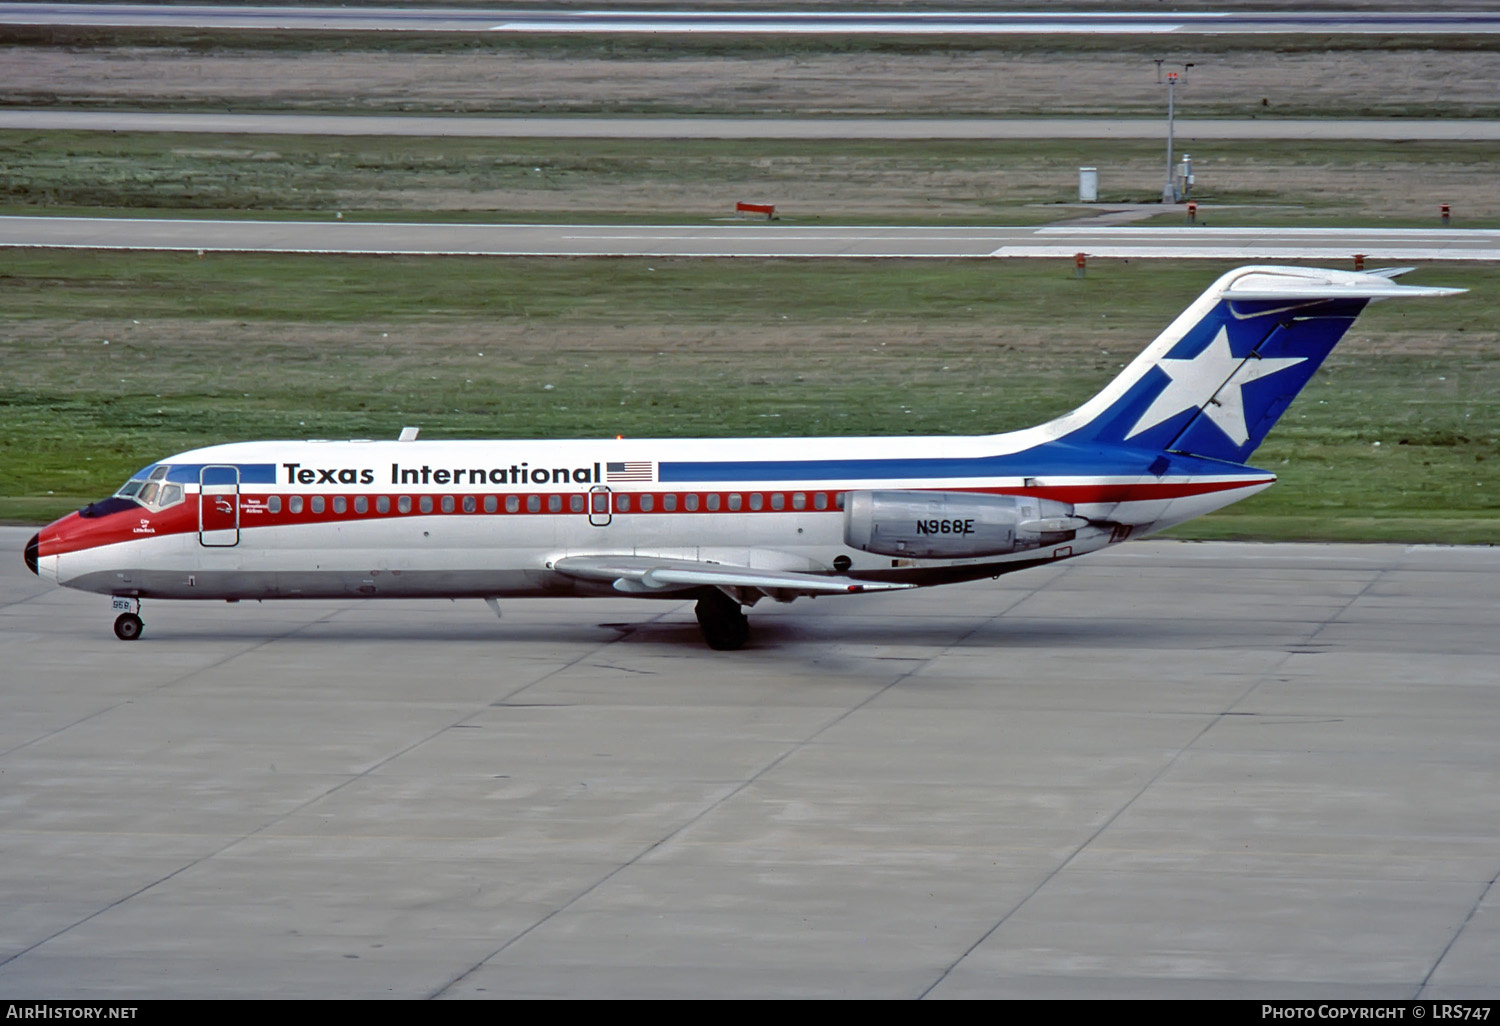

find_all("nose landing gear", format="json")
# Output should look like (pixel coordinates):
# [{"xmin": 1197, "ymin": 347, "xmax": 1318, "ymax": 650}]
[{"xmin": 111, "ymin": 597, "xmax": 143, "ymax": 641}]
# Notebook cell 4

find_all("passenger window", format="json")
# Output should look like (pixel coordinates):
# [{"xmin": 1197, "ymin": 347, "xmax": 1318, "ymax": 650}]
[
  {"xmin": 289, "ymin": 495, "xmax": 303, "ymax": 514},
  {"xmin": 706, "ymin": 494, "xmax": 720, "ymax": 511},
  {"xmin": 663, "ymin": 494, "xmax": 677, "ymax": 512},
  {"xmin": 792, "ymin": 492, "xmax": 806, "ymax": 510},
  {"xmin": 617, "ymin": 494, "xmax": 631, "ymax": 513},
  {"xmin": 441, "ymin": 496, "xmax": 455, "ymax": 513},
  {"xmin": 571, "ymin": 494, "xmax": 585, "ymax": 513},
  {"xmin": 463, "ymin": 495, "xmax": 476, "ymax": 513},
  {"xmin": 506, "ymin": 495, "xmax": 520, "ymax": 513},
  {"xmin": 749, "ymin": 493, "xmax": 763, "ymax": 511},
  {"xmin": 419, "ymin": 496, "xmax": 433, "ymax": 514},
  {"xmin": 397, "ymin": 496, "xmax": 411, "ymax": 514},
  {"xmin": 376, "ymin": 496, "xmax": 390, "ymax": 513},
  {"xmin": 548, "ymin": 494, "xmax": 562, "ymax": 513},
  {"xmin": 685, "ymin": 494, "xmax": 699, "ymax": 512},
  {"xmin": 526, "ymin": 495, "xmax": 540, "ymax": 513},
  {"xmin": 771, "ymin": 493, "xmax": 785, "ymax": 510},
  {"xmin": 311, "ymin": 495, "xmax": 324, "ymax": 514},
  {"xmin": 484, "ymin": 495, "xmax": 497, "ymax": 513},
  {"xmin": 354, "ymin": 496, "xmax": 368, "ymax": 514},
  {"xmin": 728, "ymin": 494, "xmax": 742, "ymax": 511},
  {"xmin": 814, "ymin": 493, "xmax": 828, "ymax": 510},
  {"xmin": 640, "ymin": 494, "xmax": 654, "ymax": 512},
  {"xmin": 268, "ymin": 496, "xmax": 282, "ymax": 514},
  {"xmin": 333, "ymin": 496, "xmax": 347, "ymax": 514}
]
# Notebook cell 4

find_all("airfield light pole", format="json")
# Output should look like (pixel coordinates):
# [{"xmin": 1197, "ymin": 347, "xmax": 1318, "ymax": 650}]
[
  {"xmin": 1160, "ymin": 62, "xmax": 1194, "ymax": 203},
  {"xmin": 1162, "ymin": 72, "xmax": 1178, "ymax": 202}
]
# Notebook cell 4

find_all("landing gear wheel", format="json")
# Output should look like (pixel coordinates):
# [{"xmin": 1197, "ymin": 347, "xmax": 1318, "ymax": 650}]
[
  {"xmin": 113, "ymin": 612, "xmax": 144, "ymax": 641},
  {"xmin": 695, "ymin": 591, "xmax": 749, "ymax": 651}
]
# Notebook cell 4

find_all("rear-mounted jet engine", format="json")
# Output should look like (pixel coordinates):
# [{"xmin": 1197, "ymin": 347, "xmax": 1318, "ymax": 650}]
[{"xmin": 843, "ymin": 490, "xmax": 1088, "ymax": 559}]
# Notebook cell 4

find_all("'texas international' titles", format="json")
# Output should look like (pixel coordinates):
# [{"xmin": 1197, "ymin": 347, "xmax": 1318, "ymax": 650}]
[{"xmin": 279, "ymin": 461, "xmax": 651, "ymax": 488}]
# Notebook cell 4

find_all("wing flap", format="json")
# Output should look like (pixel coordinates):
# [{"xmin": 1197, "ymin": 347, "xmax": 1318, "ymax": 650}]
[{"xmin": 553, "ymin": 555, "xmax": 912, "ymax": 597}]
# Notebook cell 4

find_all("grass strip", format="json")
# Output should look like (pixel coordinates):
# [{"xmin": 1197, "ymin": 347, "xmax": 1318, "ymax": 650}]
[
  {"xmin": 1, "ymin": 253, "xmax": 1495, "ymax": 541},
  {"xmin": 4, "ymin": 132, "xmax": 1498, "ymax": 227}
]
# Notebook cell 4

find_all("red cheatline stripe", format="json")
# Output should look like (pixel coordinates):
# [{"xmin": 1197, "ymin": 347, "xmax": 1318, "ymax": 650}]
[{"xmin": 39, "ymin": 477, "xmax": 1270, "ymax": 555}]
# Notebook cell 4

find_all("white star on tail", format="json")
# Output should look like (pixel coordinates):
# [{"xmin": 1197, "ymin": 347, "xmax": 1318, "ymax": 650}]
[{"xmin": 1125, "ymin": 327, "xmax": 1306, "ymax": 446}]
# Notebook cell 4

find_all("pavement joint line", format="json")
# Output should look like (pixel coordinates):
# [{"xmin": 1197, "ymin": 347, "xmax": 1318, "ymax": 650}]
[
  {"xmin": 483, "ymin": 601, "xmax": 684, "ymax": 705},
  {"xmin": 0, "ymin": 602, "xmax": 357, "ymax": 762},
  {"xmin": 0, "ymin": 594, "xmax": 642, "ymax": 972},
  {"xmin": 920, "ymin": 635, "xmax": 1307, "ymax": 998},
  {"xmin": 1418, "ymin": 862, "xmax": 1500, "ymax": 998},
  {"xmin": 0, "ymin": 598, "xmax": 685, "ymax": 976},
  {"xmin": 920, "ymin": 551, "xmax": 1326, "ymax": 995},
  {"xmin": 0, "ymin": 600, "xmax": 389, "ymax": 971},
  {"xmin": 430, "ymin": 605, "xmax": 981, "ymax": 999}
]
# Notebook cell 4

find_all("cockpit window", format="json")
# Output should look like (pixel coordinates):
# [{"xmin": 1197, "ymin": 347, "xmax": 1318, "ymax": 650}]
[
  {"xmin": 110, "ymin": 466, "xmax": 184, "ymax": 511},
  {"xmin": 115, "ymin": 466, "xmax": 154, "ymax": 500}
]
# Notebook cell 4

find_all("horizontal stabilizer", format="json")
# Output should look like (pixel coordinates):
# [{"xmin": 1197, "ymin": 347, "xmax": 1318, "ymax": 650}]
[{"xmin": 1222, "ymin": 266, "xmax": 1465, "ymax": 301}]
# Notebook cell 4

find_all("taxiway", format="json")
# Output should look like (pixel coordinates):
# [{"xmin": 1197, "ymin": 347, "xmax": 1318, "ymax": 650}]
[
  {"xmin": 4, "ymin": 5, "xmax": 1498, "ymax": 36},
  {"xmin": 7, "ymin": 111, "xmax": 1500, "ymax": 142},
  {"xmin": 3, "ymin": 529, "xmax": 1497, "ymax": 998},
  {"xmin": 5, "ymin": 216, "xmax": 1497, "ymax": 262}
]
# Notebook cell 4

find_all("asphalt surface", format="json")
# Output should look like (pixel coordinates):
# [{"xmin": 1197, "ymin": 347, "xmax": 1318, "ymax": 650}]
[
  {"xmin": 7, "ymin": 110, "xmax": 1500, "ymax": 142},
  {"xmin": 3, "ymin": 529, "xmax": 1498, "ymax": 998},
  {"xmin": 5, "ymin": 4, "xmax": 1499, "ymax": 35},
  {"xmin": 5, "ymin": 215, "xmax": 1497, "ymax": 261}
]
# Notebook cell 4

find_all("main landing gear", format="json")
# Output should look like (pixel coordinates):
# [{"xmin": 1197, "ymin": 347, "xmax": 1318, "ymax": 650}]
[
  {"xmin": 694, "ymin": 589, "xmax": 749, "ymax": 651},
  {"xmin": 111, "ymin": 597, "xmax": 143, "ymax": 641}
]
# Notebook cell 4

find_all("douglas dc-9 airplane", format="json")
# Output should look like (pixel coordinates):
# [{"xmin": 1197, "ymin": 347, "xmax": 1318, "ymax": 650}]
[{"xmin": 25, "ymin": 265, "xmax": 1460, "ymax": 649}]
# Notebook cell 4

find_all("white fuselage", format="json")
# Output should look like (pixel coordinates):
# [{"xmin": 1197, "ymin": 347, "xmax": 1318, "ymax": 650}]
[{"xmin": 34, "ymin": 431, "xmax": 1271, "ymax": 602}]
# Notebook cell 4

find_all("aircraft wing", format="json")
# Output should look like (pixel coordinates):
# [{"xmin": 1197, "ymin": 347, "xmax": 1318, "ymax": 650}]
[{"xmin": 553, "ymin": 554, "xmax": 914, "ymax": 602}]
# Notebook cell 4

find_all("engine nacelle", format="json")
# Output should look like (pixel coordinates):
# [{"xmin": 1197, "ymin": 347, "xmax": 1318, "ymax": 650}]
[{"xmin": 843, "ymin": 490, "xmax": 1087, "ymax": 559}]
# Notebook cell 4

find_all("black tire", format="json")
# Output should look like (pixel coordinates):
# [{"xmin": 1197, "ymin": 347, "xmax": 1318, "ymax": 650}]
[
  {"xmin": 113, "ymin": 612, "xmax": 143, "ymax": 641},
  {"xmin": 694, "ymin": 591, "xmax": 749, "ymax": 651}
]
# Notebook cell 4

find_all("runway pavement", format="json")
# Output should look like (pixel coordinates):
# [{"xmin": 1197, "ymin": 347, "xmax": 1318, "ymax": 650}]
[
  {"xmin": 5, "ymin": 4, "xmax": 1498, "ymax": 36},
  {"xmin": 9, "ymin": 110, "xmax": 1500, "ymax": 142},
  {"xmin": 5, "ymin": 215, "xmax": 1498, "ymax": 262},
  {"xmin": 3, "ymin": 527, "xmax": 1498, "ymax": 998}
]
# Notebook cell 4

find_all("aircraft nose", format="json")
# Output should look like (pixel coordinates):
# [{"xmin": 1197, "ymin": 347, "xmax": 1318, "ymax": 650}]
[{"xmin": 24, "ymin": 533, "xmax": 40, "ymax": 576}]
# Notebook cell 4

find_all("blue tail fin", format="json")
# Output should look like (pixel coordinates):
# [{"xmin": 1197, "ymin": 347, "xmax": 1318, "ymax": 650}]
[{"xmin": 1045, "ymin": 266, "xmax": 1463, "ymax": 464}]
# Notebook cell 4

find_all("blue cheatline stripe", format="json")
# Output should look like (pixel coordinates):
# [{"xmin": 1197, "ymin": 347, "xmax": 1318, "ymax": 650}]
[
  {"xmin": 658, "ymin": 443, "xmax": 1266, "ymax": 484},
  {"xmin": 662, "ymin": 447, "xmax": 1134, "ymax": 483},
  {"xmin": 660, "ymin": 456, "xmax": 1027, "ymax": 482}
]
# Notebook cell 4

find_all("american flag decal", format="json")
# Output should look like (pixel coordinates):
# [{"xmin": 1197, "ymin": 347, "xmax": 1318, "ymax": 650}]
[{"xmin": 606, "ymin": 461, "xmax": 653, "ymax": 482}]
